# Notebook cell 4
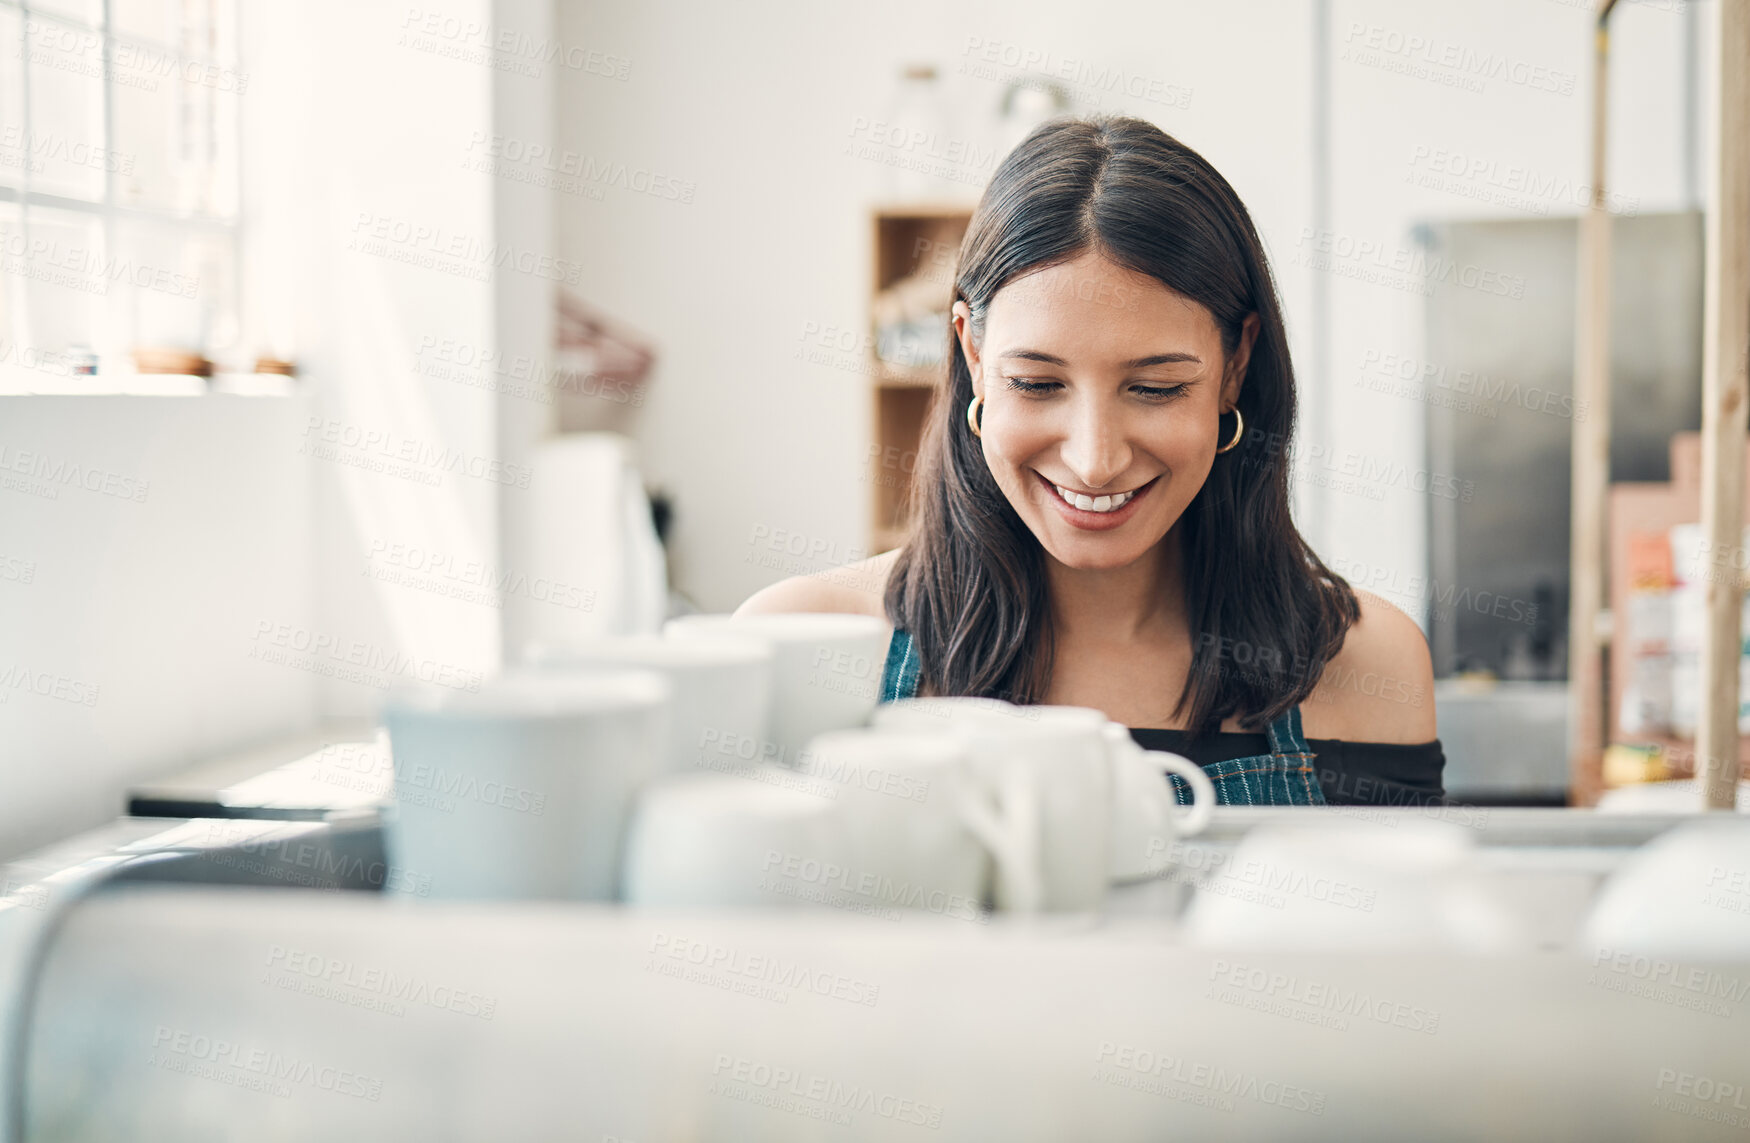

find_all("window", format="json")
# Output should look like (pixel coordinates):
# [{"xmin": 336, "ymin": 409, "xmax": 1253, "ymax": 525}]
[{"xmin": 0, "ymin": 0, "xmax": 240, "ymax": 387}]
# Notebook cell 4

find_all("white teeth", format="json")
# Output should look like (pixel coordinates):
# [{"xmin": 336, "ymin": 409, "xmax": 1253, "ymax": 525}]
[{"xmin": 1052, "ymin": 483, "xmax": 1137, "ymax": 514}]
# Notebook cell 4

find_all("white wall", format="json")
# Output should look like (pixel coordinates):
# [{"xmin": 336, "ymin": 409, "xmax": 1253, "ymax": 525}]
[
  {"xmin": 0, "ymin": 394, "xmax": 316, "ymax": 860},
  {"xmin": 240, "ymin": 0, "xmax": 504, "ymax": 720},
  {"xmin": 555, "ymin": 0, "xmax": 1703, "ymax": 624},
  {"xmin": 1317, "ymin": 0, "xmax": 1701, "ymax": 618}
]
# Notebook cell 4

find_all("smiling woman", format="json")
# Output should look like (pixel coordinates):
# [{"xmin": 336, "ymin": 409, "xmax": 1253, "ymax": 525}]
[{"xmin": 738, "ymin": 115, "xmax": 1442, "ymax": 808}]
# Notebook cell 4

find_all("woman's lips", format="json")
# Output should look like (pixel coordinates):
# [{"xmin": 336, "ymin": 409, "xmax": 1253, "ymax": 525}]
[{"xmin": 1035, "ymin": 470, "xmax": 1157, "ymax": 532}]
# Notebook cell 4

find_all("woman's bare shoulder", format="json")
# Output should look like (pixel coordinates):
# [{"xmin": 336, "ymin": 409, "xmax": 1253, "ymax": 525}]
[
  {"xmin": 733, "ymin": 548, "xmax": 903, "ymax": 621},
  {"xmin": 1298, "ymin": 589, "xmax": 1437, "ymax": 743}
]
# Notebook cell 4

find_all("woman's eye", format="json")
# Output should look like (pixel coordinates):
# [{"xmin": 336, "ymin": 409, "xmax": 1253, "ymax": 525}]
[{"xmin": 1001, "ymin": 378, "xmax": 1187, "ymax": 399}]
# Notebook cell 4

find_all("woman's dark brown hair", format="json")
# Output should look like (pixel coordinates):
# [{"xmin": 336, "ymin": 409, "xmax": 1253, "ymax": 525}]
[{"xmin": 884, "ymin": 115, "xmax": 1359, "ymax": 734}]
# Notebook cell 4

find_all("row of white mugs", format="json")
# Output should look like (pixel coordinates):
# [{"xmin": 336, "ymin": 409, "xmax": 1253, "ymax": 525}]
[{"xmin": 384, "ymin": 612, "xmax": 1215, "ymax": 911}]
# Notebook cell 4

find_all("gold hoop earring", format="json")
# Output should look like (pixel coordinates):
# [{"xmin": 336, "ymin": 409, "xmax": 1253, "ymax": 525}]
[
  {"xmin": 1215, "ymin": 406, "xmax": 1244, "ymax": 454},
  {"xmin": 966, "ymin": 394, "xmax": 984, "ymax": 439}
]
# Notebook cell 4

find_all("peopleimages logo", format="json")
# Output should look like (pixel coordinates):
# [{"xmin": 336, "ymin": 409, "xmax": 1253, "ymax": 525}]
[
  {"xmin": 0, "ymin": 664, "xmax": 100, "ymax": 708},
  {"xmin": 1340, "ymin": 22, "xmax": 1576, "ymax": 96},
  {"xmin": 264, "ymin": 945, "xmax": 498, "ymax": 1020},
  {"xmin": 398, "ymin": 7, "xmax": 630, "ymax": 81},
  {"xmin": 463, "ymin": 133, "xmax": 695, "ymax": 203},
  {"xmin": 301, "ymin": 416, "xmax": 533, "ymax": 489},
  {"xmin": 217, "ymin": 833, "xmax": 432, "ymax": 896},
  {"xmin": 0, "ymin": 126, "xmax": 134, "ymax": 174},
  {"xmin": 364, "ymin": 539, "xmax": 595, "ymax": 612},
  {"xmin": 1359, "ymin": 349, "xmax": 1588, "ymax": 421},
  {"xmin": 397, "ymin": 760, "xmax": 547, "ymax": 816},
  {"xmin": 647, "ymin": 932, "xmax": 881, "ymax": 1007},
  {"xmin": 148, "ymin": 1027, "xmax": 382, "ymax": 1101},
  {"xmin": 348, "ymin": 211, "xmax": 584, "ymax": 285},
  {"xmin": 23, "ymin": 18, "xmax": 250, "ymax": 93},
  {"xmin": 0, "ymin": 443, "xmax": 151, "ymax": 503},
  {"xmin": 1295, "ymin": 227, "xmax": 1526, "ymax": 299},
  {"xmin": 1206, "ymin": 959, "xmax": 1441, "ymax": 1034},
  {"xmin": 1092, "ymin": 1041, "xmax": 1325, "ymax": 1115},
  {"xmin": 1145, "ymin": 837, "xmax": 1379, "ymax": 912},
  {"xmin": 760, "ymin": 850, "xmax": 985, "ymax": 924},
  {"xmin": 709, "ymin": 1055, "xmax": 944, "ymax": 1128},
  {"xmin": 957, "ymin": 37, "xmax": 1193, "ymax": 110},
  {"xmin": 248, "ymin": 619, "xmax": 485, "ymax": 694},
  {"xmin": 1588, "ymin": 947, "xmax": 1747, "ymax": 1018},
  {"xmin": 0, "ymin": 230, "xmax": 198, "ymax": 298},
  {"xmin": 1652, "ymin": 1066, "xmax": 1750, "ymax": 1130}
]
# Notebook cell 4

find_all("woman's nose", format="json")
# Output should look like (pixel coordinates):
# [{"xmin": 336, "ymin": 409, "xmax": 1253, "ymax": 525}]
[{"xmin": 1057, "ymin": 400, "xmax": 1133, "ymax": 490}]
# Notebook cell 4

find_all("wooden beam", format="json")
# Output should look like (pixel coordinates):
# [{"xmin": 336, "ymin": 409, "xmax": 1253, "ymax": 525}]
[
  {"xmin": 1696, "ymin": 0, "xmax": 1750, "ymax": 811},
  {"xmin": 1567, "ymin": 1, "xmax": 1619, "ymax": 807}
]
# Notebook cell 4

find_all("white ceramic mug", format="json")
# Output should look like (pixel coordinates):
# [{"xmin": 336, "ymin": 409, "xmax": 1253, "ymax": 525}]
[
  {"xmin": 526, "ymin": 633, "xmax": 774, "ymax": 777},
  {"xmin": 664, "ymin": 613, "xmax": 888, "ymax": 764},
  {"xmin": 958, "ymin": 707, "xmax": 1115, "ymax": 912},
  {"xmin": 1179, "ymin": 819, "xmax": 1520, "ymax": 952},
  {"xmin": 874, "ymin": 699, "xmax": 1215, "ymax": 906},
  {"xmin": 384, "ymin": 669, "xmax": 669, "ymax": 901},
  {"xmin": 620, "ymin": 771, "xmax": 849, "ymax": 909},
  {"xmin": 801, "ymin": 728, "xmax": 997, "ymax": 923},
  {"xmin": 1582, "ymin": 818, "xmax": 1750, "ymax": 959}
]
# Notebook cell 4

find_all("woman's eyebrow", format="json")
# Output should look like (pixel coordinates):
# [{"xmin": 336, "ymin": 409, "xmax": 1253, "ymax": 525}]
[{"xmin": 998, "ymin": 349, "xmax": 1204, "ymax": 367}]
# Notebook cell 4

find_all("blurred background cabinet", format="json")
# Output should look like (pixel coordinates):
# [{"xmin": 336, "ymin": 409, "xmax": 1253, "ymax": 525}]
[{"xmin": 869, "ymin": 206, "xmax": 972, "ymax": 552}]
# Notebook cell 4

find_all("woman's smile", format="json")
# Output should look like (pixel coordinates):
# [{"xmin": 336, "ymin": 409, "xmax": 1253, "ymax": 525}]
[{"xmin": 1034, "ymin": 470, "xmax": 1158, "ymax": 531}]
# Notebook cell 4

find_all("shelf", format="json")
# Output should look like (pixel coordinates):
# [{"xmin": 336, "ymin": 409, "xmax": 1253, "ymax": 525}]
[
  {"xmin": 868, "ymin": 207, "xmax": 972, "ymax": 551},
  {"xmin": 0, "ymin": 371, "xmax": 299, "ymax": 397},
  {"xmin": 1609, "ymin": 734, "xmax": 1750, "ymax": 774}
]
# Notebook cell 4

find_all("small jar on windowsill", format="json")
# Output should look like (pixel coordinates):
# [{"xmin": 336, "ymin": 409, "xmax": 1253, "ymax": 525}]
[{"xmin": 131, "ymin": 346, "xmax": 213, "ymax": 377}]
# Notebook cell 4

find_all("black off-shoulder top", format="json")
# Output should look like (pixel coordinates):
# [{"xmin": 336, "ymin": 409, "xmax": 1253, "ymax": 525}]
[{"xmin": 1127, "ymin": 728, "xmax": 1447, "ymax": 808}]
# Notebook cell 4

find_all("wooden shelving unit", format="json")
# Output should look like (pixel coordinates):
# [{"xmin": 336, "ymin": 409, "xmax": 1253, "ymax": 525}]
[
  {"xmin": 869, "ymin": 205, "xmax": 973, "ymax": 553},
  {"xmin": 1573, "ymin": 0, "xmax": 1750, "ymax": 808},
  {"xmin": 1602, "ymin": 433, "xmax": 1750, "ymax": 803}
]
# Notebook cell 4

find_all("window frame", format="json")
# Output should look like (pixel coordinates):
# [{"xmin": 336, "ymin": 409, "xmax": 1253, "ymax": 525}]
[{"xmin": 0, "ymin": 0, "xmax": 241, "ymax": 388}]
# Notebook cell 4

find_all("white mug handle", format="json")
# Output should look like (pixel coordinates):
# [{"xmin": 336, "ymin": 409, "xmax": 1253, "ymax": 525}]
[
  {"xmin": 1101, "ymin": 723, "xmax": 1215, "ymax": 842},
  {"xmin": 952, "ymin": 759, "xmax": 1043, "ymax": 913},
  {"xmin": 1137, "ymin": 749, "xmax": 1215, "ymax": 837}
]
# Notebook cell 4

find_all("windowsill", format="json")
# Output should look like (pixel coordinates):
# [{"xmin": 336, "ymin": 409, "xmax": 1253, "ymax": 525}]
[{"xmin": 0, "ymin": 372, "xmax": 300, "ymax": 398}]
